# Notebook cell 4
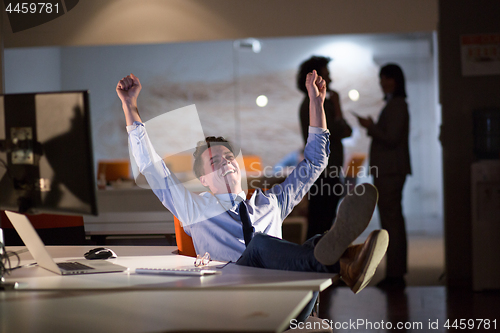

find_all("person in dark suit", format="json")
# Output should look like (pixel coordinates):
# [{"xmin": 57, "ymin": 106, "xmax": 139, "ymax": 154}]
[
  {"xmin": 297, "ymin": 56, "xmax": 352, "ymax": 239},
  {"xmin": 356, "ymin": 63, "xmax": 411, "ymax": 289}
]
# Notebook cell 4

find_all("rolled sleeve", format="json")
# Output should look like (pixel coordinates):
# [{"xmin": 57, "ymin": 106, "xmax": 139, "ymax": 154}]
[
  {"xmin": 308, "ymin": 126, "xmax": 329, "ymax": 135},
  {"xmin": 126, "ymin": 121, "xmax": 144, "ymax": 133}
]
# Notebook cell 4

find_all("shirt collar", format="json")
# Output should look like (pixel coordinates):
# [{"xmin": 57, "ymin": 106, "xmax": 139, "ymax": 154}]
[{"xmin": 215, "ymin": 191, "xmax": 246, "ymax": 210}]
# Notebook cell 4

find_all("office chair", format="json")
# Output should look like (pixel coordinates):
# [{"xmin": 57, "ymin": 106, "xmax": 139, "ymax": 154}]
[
  {"xmin": 0, "ymin": 210, "xmax": 86, "ymax": 245},
  {"xmin": 173, "ymin": 215, "xmax": 197, "ymax": 257}
]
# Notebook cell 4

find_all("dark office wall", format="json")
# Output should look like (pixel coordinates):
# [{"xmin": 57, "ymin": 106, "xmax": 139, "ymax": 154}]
[{"xmin": 439, "ymin": 0, "xmax": 500, "ymax": 287}]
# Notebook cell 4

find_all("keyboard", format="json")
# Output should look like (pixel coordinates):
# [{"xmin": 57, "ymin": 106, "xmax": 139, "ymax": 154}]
[
  {"xmin": 135, "ymin": 267, "xmax": 220, "ymax": 276},
  {"xmin": 57, "ymin": 262, "xmax": 95, "ymax": 271}
]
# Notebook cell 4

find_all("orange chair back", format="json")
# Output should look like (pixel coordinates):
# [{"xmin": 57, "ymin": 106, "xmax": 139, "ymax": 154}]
[
  {"xmin": 173, "ymin": 191, "xmax": 264, "ymax": 258},
  {"xmin": 0, "ymin": 211, "xmax": 83, "ymax": 229},
  {"xmin": 97, "ymin": 160, "xmax": 131, "ymax": 181},
  {"xmin": 243, "ymin": 155, "xmax": 262, "ymax": 174},
  {"xmin": 344, "ymin": 154, "xmax": 366, "ymax": 178},
  {"xmin": 163, "ymin": 154, "xmax": 193, "ymax": 173},
  {"xmin": 173, "ymin": 215, "xmax": 197, "ymax": 257},
  {"xmin": 0, "ymin": 210, "xmax": 85, "ymax": 245}
]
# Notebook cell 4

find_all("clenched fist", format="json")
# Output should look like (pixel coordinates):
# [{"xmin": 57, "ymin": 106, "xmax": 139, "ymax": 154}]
[
  {"xmin": 116, "ymin": 73, "xmax": 142, "ymax": 105},
  {"xmin": 305, "ymin": 70, "xmax": 327, "ymax": 104}
]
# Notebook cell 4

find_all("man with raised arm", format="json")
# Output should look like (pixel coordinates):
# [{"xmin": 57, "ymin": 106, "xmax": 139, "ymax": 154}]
[{"xmin": 116, "ymin": 71, "xmax": 388, "ymax": 295}]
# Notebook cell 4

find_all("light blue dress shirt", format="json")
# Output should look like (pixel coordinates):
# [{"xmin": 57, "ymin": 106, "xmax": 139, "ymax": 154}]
[{"xmin": 127, "ymin": 122, "xmax": 330, "ymax": 261}]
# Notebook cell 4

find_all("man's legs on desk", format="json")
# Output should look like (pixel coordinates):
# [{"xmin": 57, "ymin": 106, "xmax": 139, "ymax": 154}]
[
  {"xmin": 236, "ymin": 230, "xmax": 388, "ymax": 323},
  {"xmin": 236, "ymin": 183, "xmax": 389, "ymax": 292},
  {"xmin": 236, "ymin": 183, "xmax": 388, "ymax": 326},
  {"xmin": 236, "ymin": 233, "xmax": 339, "ymax": 273}
]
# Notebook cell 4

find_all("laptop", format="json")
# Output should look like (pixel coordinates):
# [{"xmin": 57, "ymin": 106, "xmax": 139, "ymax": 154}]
[{"xmin": 5, "ymin": 210, "xmax": 127, "ymax": 275}]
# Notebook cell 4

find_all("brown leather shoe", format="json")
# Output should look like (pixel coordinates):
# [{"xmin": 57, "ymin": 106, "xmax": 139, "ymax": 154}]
[{"xmin": 339, "ymin": 229, "xmax": 389, "ymax": 294}]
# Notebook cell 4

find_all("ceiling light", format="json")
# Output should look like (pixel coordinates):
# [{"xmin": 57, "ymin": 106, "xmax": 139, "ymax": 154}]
[
  {"xmin": 348, "ymin": 89, "xmax": 360, "ymax": 101},
  {"xmin": 256, "ymin": 95, "xmax": 268, "ymax": 107}
]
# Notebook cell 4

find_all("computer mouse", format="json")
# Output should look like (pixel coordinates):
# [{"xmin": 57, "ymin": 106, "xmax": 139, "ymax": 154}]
[{"xmin": 84, "ymin": 247, "xmax": 117, "ymax": 260}]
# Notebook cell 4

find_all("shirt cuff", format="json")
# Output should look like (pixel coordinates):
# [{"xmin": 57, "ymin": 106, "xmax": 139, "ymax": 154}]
[
  {"xmin": 308, "ymin": 126, "xmax": 329, "ymax": 134},
  {"xmin": 126, "ymin": 121, "xmax": 144, "ymax": 133}
]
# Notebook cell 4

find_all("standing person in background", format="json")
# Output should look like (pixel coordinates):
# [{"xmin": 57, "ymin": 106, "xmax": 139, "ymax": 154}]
[
  {"xmin": 356, "ymin": 63, "xmax": 411, "ymax": 289},
  {"xmin": 297, "ymin": 56, "xmax": 352, "ymax": 239}
]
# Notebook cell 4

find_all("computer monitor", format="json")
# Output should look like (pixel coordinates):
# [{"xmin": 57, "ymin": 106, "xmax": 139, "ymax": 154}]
[{"xmin": 0, "ymin": 91, "xmax": 98, "ymax": 216}]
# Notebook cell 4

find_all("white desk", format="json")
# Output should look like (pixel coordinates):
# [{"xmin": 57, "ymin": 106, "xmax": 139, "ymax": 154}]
[
  {"xmin": 2, "ymin": 245, "xmax": 338, "ymax": 332},
  {"xmin": 1, "ymin": 289, "xmax": 312, "ymax": 333},
  {"xmin": 4, "ymin": 246, "xmax": 337, "ymax": 291}
]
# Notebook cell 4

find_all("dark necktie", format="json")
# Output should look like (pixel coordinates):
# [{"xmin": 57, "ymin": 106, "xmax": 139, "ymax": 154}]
[{"xmin": 238, "ymin": 201, "xmax": 254, "ymax": 246}]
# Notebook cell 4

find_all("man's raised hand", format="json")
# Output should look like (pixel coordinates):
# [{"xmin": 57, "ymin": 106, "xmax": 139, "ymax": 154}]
[
  {"xmin": 305, "ymin": 70, "xmax": 327, "ymax": 104},
  {"xmin": 117, "ymin": 73, "xmax": 143, "ymax": 125},
  {"xmin": 116, "ymin": 73, "xmax": 142, "ymax": 105},
  {"xmin": 305, "ymin": 70, "xmax": 327, "ymax": 129}
]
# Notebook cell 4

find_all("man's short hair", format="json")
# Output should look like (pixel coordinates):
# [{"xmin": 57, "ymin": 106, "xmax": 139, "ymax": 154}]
[
  {"xmin": 193, "ymin": 136, "xmax": 234, "ymax": 179},
  {"xmin": 297, "ymin": 56, "xmax": 331, "ymax": 94}
]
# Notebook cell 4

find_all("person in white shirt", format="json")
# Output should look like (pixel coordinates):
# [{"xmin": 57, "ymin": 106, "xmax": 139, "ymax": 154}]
[{"xmin": 117, "ymin": 72, "xmax": 388, "ymax": 295}]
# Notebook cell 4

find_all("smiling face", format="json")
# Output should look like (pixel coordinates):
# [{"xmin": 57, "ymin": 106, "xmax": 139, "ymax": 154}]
[{"xmin": 198, "ymin": 145, "xmax": 242, "ymax": 195}]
